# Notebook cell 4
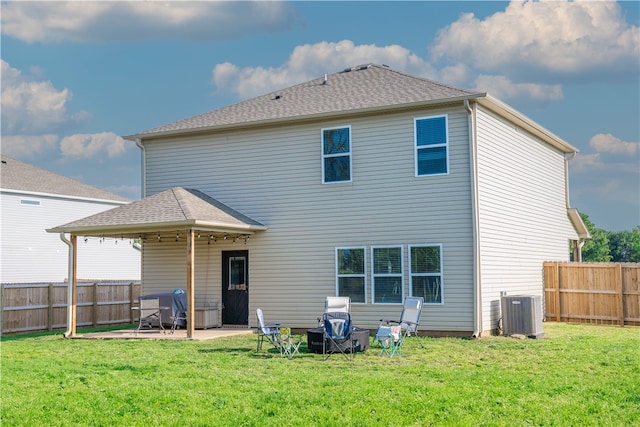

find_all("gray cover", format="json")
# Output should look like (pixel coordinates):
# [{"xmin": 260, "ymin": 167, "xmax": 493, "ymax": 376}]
[{"xmin": 139, "ymin": 292, "xmax": 187, "ymax": 327}]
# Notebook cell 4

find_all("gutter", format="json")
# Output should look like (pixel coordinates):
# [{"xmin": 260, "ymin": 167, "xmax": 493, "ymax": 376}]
[
  {"xmin": 59, "ymin": 233, "xmax": 74, "ymax": 338},
  {"xmin": 123, "ymin": 94, "xmax": 486, "ymax": 142},
  {"xmin": 464, "ymin": 99, "xmax": 483, "ymax": 338}
]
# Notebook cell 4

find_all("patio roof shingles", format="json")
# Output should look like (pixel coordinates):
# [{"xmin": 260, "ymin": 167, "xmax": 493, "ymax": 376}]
[{"xmin": 47, "ymin": 187, "xmax": 266, "ymax": 236}]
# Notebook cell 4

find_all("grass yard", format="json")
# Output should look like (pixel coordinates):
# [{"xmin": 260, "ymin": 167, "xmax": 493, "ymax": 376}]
[{"xmin": 1, "ymin": 322, "xmax": 639, "ymax": 426}]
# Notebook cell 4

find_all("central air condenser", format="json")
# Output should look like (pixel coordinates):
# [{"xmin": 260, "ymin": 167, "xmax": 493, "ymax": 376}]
[{"xmin": 501, "ymin": 294, "xmax": 544, "ymax": 339}]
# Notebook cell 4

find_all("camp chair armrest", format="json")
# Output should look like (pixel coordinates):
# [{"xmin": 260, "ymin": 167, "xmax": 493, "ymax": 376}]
[{"xmin": 265, "ymin": 322, "xmax": 281, "ymax": 328}]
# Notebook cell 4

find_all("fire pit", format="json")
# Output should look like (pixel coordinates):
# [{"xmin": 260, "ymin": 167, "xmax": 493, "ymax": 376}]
[{"xmin": 306, "ymin": 327, "xmax": 370, "ymax": 353}]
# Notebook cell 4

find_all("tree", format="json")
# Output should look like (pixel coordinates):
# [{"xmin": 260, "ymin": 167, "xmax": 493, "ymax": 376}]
[
  {"xmin": 580, "ymin": 213, "xmax": 612, "ymax": 262},
  {"xmin": 608, "ymin": 227, "xmax": 640, "ymax": 262}
]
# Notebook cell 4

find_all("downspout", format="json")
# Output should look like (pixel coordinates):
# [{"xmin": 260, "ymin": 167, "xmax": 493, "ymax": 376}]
[
  {"xmin": 134, "ymin": 138, "xmax": 146, "ymax": 198},
  {"xmin": 59, "ymin": 233, "xmax": 74, "ymax": 338},
  {"xmin": 465, "ymin": 99, "xmax": 483, "ymax": 338},
  {"xmin": 564, "ymin": 151, "xmax": 584, "ymax": 261}
]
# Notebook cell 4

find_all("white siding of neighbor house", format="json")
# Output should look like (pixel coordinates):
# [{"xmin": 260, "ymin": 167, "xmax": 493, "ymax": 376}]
[
  {"xmin": 1, "ymin": 192, "xmax": 141, "ymax": 283},
  {"xmin": 474, "ymin": 105, "xmax": 578, "ymax": 332},
  {"xmin": 142, "ymin": 106, "xmax": 475, "ymax": 332}
]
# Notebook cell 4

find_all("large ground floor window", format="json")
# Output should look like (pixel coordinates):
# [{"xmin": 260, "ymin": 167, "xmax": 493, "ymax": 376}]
[{"xmin": 335, "ymin": 244, "xmax": 443, "ymax": 304}]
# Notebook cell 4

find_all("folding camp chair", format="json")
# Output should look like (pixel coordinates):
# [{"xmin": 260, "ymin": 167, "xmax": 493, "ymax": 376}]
[
  {"xmin": 136, "ymin": 298, "xmax": 165, "ymax": 335},
  {"xmin": 256, "ymin": 308, "xmax": 281, "ymax": 352},
  {"xmin": 322, "ymin": 311, "xmax": 354, "ymax": 361},
  {"xmin": 378, "ymin": 296, "xmax": 424, "ymax": 349},
  {"xmin": 374, "ymin": 324, "xmax": 403, "ymax": 357},
  {"xmin": 277, "ymin": 327, "xmax": 302, "ymax": 359}
]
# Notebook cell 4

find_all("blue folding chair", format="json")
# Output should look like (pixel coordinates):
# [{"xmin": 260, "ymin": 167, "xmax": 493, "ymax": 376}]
[{"xmin": 322, "ymin": 311, "xmax": 354, "ymax": 361}]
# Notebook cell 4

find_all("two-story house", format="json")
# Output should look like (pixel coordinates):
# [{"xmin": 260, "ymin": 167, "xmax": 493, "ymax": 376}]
[{"xmin": 49, "ymin": 64, "xmax": 588, "ymax": 338}]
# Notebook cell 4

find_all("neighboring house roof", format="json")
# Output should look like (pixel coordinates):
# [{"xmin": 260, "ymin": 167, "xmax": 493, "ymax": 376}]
[
  {"xmin": 124, "ymin": 63, "xmax": 577, "ymax": 154},
  {"xmin": 1, "ymin": 155, "xmax": 131, "ymax": 203},
  {"xmin": 47, "ymin": 187, "xmax": 266, "ymax": 236},
  {"xmin": 125, "ymin": 63, "xmax": 484, "ymax": 139}
]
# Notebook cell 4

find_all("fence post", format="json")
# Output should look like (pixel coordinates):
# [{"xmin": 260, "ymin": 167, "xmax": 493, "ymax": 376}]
[
  {"xmin": 616, "ymin": 264, "xmax": 624, "ymax": 326},
  {"xmin": 48, "ymin": 283, "xmax": 54, "ymax": 331},
  {"xmin": 555, "ymin": 263, "xmax": 561, "ymax": 322},
  {"xmin": 93, "ymin": 282, "xmax": 98, "ymax": 327},
  {"xmin": 130, "ymin": 282, "xmax": 135, "ymax": 324}
]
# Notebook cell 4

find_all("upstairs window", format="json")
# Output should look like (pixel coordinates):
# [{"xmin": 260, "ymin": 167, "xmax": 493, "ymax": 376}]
[
  {"xmin": 336, "ymin": 247, "xmax": 365, "ymax": 303},
  {"xmin": 415, "ymin": 115, "xmax": 448, "ymax": 176},
  {"xmin": 322, "ymin": 126, "xmax": 351, "ymax": 183},
  {"xmin": 372, "ymin": 246, "xmax": 403, "ymax": 304},
  {"xmin": 410, "ymin": 244, "xmax": 443, "ymax": 304}
]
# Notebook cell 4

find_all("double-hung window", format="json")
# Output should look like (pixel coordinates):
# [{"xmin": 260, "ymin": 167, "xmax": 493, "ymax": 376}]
[
  {"xmin": 415, "ymin": 115, "xmax": 448, "ymax": 176},
  {"xmin": 336, "ymin": 247, "xmax": 365, "ymax": 303},
  {"xmin": 322, "ymin": 126, "xmax": 351, "ymax": 183},
  {"xmin": 409, "ymin": 244, "xmax": 443, "ymax": 304},
  {"xmin": 372, "ymin": 246, "xmax": 403, "ymax": 304}
]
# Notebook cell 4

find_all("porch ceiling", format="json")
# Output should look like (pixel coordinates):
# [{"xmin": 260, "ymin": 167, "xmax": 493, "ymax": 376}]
[{"xmin": 46, "ymin": 187, "xmax": 267, "ymax": 238}]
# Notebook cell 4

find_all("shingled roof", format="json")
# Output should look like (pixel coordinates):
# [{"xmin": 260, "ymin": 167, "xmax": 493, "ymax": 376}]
[
  {"xmin": 47, "ymin": 187, "xmax": 266, "ymax": 236},
  {"xmin": 125, "ymin": 64, "xmax": 484, "ymax": 139},
  {"xmin": 1, "ymin": 155, "xmax": 131, "ymax": 203}
]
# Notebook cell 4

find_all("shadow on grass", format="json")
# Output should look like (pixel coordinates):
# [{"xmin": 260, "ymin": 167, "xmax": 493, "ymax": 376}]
[{"xmin": 1, "ymin": 324, "xmax": 137, "ymax": 341}]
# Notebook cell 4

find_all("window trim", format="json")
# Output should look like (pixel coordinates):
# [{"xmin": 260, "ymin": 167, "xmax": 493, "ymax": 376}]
[
  {"xmin": 409, "ymin": 244, "xmax": 444, "ymax": 305},
  {"xmin": 321, "ymin": 125, "xmax": 352, "ymax": 184},
  {"xmin": 371, "ymin": 245, "xmax": 404, "ymax": 305},
  {"xmin": 335, "ymin": 246, "xmax": 366, "ymax": 304},
  {"xmin": 414, "ymin": 114, "xmax": 449, "ymax": 177}
]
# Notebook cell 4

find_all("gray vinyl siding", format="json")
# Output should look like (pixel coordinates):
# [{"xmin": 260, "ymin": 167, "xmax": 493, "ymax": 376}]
[
  {"xmin": 1, "ymin": 192, "xmax": 140, "ymax": 283},
  {"xmin": 142, "ymin": 107, "xmax": 475, "ymax": 332},
  {"xmin": 475, "ymin": 105, "xmax": 577, "ymax": 332}
]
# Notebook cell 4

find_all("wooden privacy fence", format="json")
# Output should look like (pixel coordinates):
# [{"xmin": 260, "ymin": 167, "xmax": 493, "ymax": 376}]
[
  {"xmin": 544, "ymin": 262, "xmax": 640, "ymax": 326},
  {"xmin": 1, "ymin": 281, "xmax": 141, "ymax": 334}
]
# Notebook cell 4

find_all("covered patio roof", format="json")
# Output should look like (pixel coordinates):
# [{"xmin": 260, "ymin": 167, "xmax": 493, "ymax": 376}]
[
  {"xmin": 47, "ymin": 187, "xmax": 266, "ymax": 339},
  {"xmin": 47, "ymin": 186, "xmax": 267, "ymax": 238}
]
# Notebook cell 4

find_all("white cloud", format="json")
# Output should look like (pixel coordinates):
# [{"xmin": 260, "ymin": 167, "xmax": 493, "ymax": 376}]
[
  {"xmin": 0, "ymin": 134, "xmax": 59, "ymax": 158},
  {"xmin": 212, "ymin": 40, "xmax": 435, "ymax": 99},
  {"xmin": 590, "ymin": 133, "xmax": 639, "ymax": 156},
  {"xmin": 60, "ymin": 132, "xmax": 127, "ymax": 159},
  {"xmin": 431, "ymin": 0, "xmax": 639, "ymax": 82},
  {"xmin": 473, "ymin": 75, "xmax": 563, "ymax": 105},
  {"xmin": 0, "ymin": 60, "xmax": 89, "ymax": 135},
  {"xmin": 571, "ymin": 133, "xmax": 639, "ymax": 176},
  {"xmin": 1, "ymin": 1, "xmax": 299, "ymax": 43}
]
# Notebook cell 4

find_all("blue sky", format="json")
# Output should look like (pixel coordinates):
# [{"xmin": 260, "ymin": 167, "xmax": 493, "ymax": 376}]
[{"xmin": 1, "ymin": 1, "xmax": 638, "ymax": 231}]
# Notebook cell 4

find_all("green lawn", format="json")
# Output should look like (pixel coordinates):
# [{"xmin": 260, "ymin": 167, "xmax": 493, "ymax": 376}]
[{"xmin": 1, "ymin": 322, "xmax": 638, "ymax": 426}]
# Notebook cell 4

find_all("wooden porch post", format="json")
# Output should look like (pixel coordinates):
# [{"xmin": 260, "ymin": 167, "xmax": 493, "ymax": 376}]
[
  {"xmin": 186, "ymin": 229, "xmax": 195, "ymax": 338},
  {"xmin": 70, "ymin": 235, "xmax": 78, "ymax": 337}
]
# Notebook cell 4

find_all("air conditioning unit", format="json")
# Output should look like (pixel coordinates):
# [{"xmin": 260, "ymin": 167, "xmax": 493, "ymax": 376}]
[{"xmin": 501, "ymin": 295, "xmax": 544, "ymax": 339}]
